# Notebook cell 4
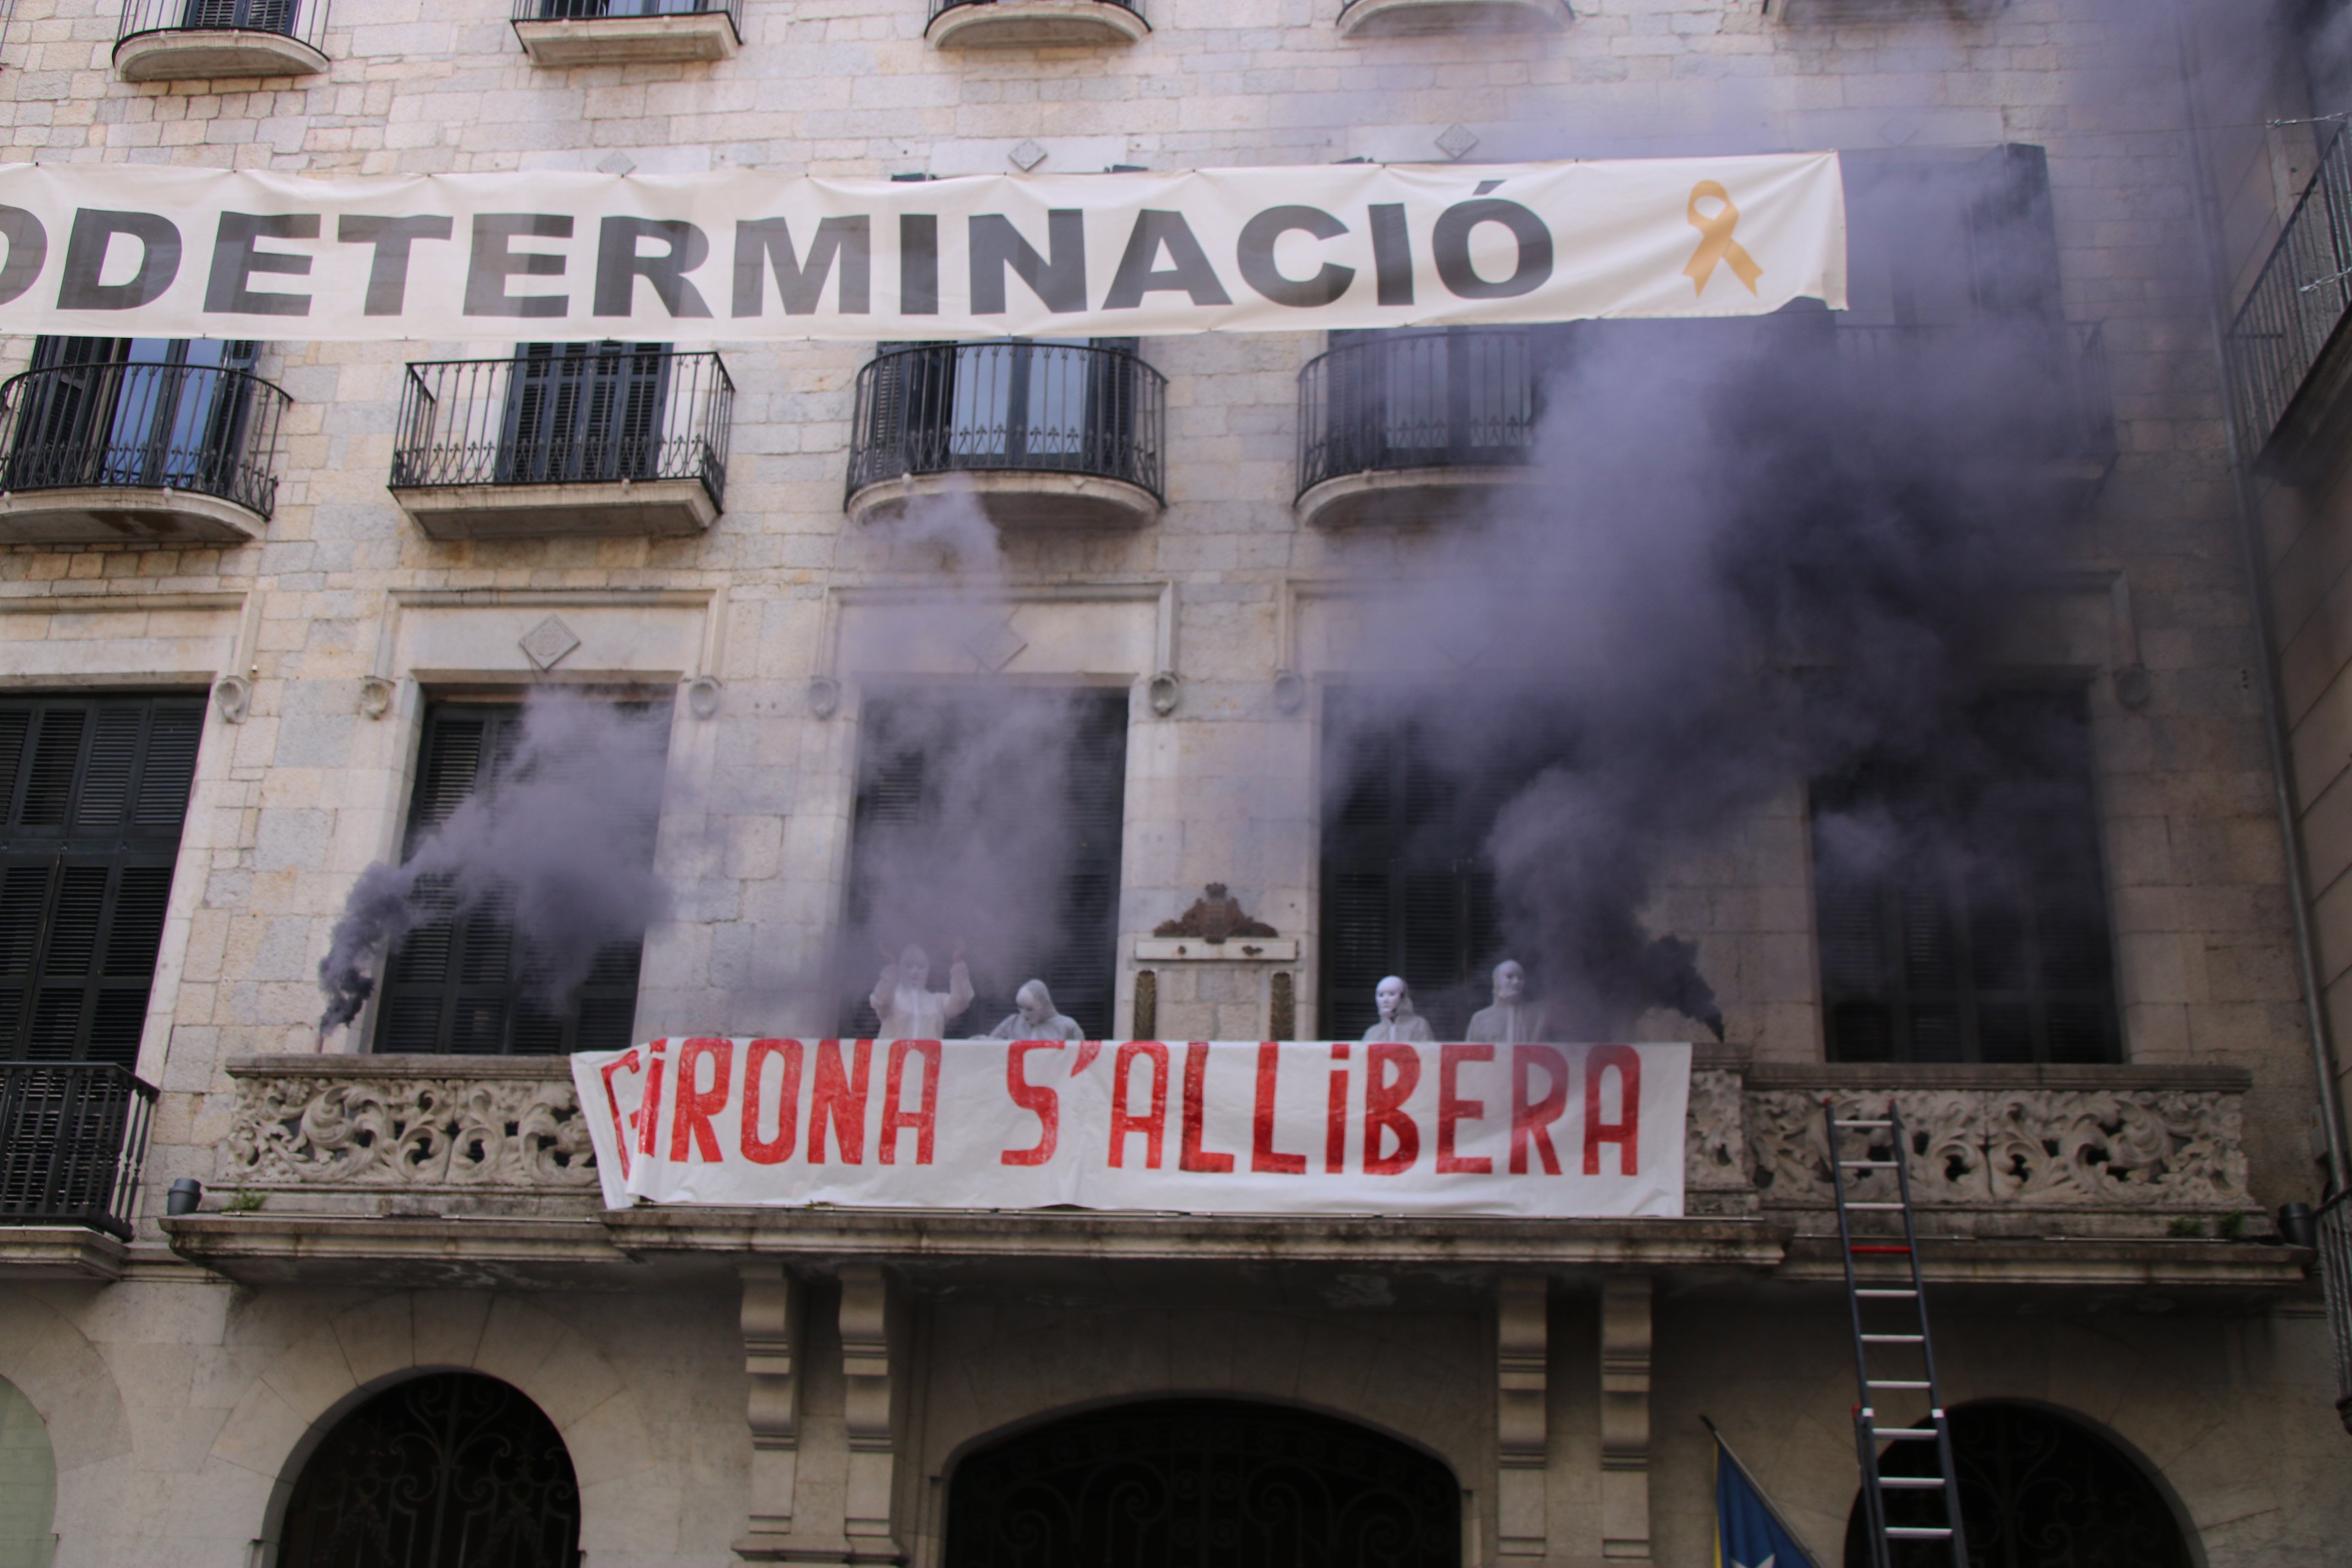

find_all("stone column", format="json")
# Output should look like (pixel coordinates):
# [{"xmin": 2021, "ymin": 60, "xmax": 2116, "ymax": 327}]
[
  {"xmin": 839, "ymin": 1263, "xmax": 905, "ymax": 1564},
  {"xmin": 734, "ymin": 1262, "xmax": 805, "ymax": 1560},
  {"xmin": 1599, "ymin": 1275, "xmax": 1652, "ymax": 1561},
  {"xmin": 1496, "ymin": 1274, "xmax": 1550, "ymax": 1562}
]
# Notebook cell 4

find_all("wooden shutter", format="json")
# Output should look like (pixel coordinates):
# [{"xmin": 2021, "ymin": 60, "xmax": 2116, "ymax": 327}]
[
  {"xmin": 1317, "ymin": 689, "xmax": 1514, "ymax": 1042},
  {"xmin": 1812, "ymin": 687, "xmax": 2118, "ymax": 1064},
  {"xmin": 839, "ymin": 689, "xmax": 1129, "ymax": 1038},
  {"xmin": 1964, "ymin": 145, "xmax": 2062, "ymax": 322},
  {"xmin": 0, "ymin": 695, "xmax": 203, "ymax": 1067},
  {"xmin": 374, "ymin": 702, "xmax": 665, "ymax": 1057}
]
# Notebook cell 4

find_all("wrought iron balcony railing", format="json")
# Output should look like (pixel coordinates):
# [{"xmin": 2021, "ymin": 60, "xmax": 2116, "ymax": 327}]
[
  {"xmin": 1296, "ymin": 328, "xmax": 1545, "ymax": 501},
  {"xmin": 511, "ymin": 0, "xmax": 741, "ymax": 23},
  {"xmin": 0, "ymin": 360, "xmax": 291, "ymax": 518},
  {"xmin": 117, "ymin": 0, "xmax": 331, "ymax": 53},
  {"xmin": 390, "ymin": 347, "xmax": 733, "ymax": 508},
  {"xmin": 846, "ymin": 340, "xmax": 1166, "ymax": 504},
  {"xmin": 2227, "ymin": 128, "xmax": 2352, "ymax": 464},
  {"xmin": 0, "ymin": 1063, "xmax": 157, "ymax": 1241},
  {"xmin": 928, "ymin": 0, "xmax": 1140, "ymax": 23}
]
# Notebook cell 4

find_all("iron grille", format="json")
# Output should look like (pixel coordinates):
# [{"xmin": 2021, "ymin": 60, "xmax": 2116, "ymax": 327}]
[
  {"xmin": 279, "ymin": 1373, "xmax": 582, "ymax": 1568},
  {"xmin": 846, "ymin": 340, "xmax": 1166, "ymax": 505},
  {"xmin": 513, "ymin": 0, "xmax": 741, "ymax": 25},
  {"xmin": 1851, "ymin": 1403, "xmax": 2192, "ymax": 1568},
  {"xmin": 117, "ymin": 0, "xmax": 329, "ymax": 50},
  {"xmin": 0, "ymin": 1063, "xmax": 155, "ymax": 1240},
  {"xmin": 2226, "ymin": 126, "xmax": 2352, "ymax": 462},
  {"xmin": 390, "ymin": 346, "xmax": 734, "ymax": 508},
  {"xmin": 944, "ymin": 1399, "xmax": 1461, "ymax": 1568},
  {"xmin": 0, "ymin": 359, "xmax": 291, "ymax": 518},
  {"xmin": 2322, "ymin": 1191, "xmax": 2352, "ymax": 1435},
  {"xmin": 1295, "ymin": 328, "xmax": 1547, "ymax": 501}
]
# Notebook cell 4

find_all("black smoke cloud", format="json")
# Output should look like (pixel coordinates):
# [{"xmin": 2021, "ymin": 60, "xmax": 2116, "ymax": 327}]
[{"xmin": 316, "ymin": 694, "xmax": 673, "ymax": 1037}]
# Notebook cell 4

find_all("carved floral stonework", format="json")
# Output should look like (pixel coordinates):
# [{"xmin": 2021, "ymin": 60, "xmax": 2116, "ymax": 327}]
[
  {"xmin": 1745, "ymin": 1086, "xmax": 2252, "ymax": 1212},
  {"xmin": 226, "ymin": 1072, "xmax": 598, "ymax": 1189}
]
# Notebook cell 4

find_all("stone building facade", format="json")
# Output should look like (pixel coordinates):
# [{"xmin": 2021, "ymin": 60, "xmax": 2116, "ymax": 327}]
[{"xmin": 0, "ymin": 0, "xmax": 2348, "ymax": 1565}]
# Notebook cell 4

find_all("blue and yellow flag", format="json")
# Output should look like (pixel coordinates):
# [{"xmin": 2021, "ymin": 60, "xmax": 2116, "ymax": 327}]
[{"xmin": 1713, "ymin": 1427, "xmax": 1820, "ymax": 1568}]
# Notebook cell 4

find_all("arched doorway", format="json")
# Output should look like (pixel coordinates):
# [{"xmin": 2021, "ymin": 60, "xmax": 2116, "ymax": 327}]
[
  {"xmin": 278, "ymin": 1371, "xmax": 580, "ymax": 1568},
  {"xmin": 944, "ymin": 1397, "xmax": 1461, "ymax": 1568},
  {"xmin": 0, "ymin": 1376, "xmax": 55, "ymax": 1568},
  {"xmin": 1843, "ymin": 1402, "xmax": 2193, "ymax": 1568}
]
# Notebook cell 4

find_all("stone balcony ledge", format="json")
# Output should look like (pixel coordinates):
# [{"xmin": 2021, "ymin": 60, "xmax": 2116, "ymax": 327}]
[{"xmin": 185, "ymin": 1050, "xmax": 2290, "ymax": 1288}]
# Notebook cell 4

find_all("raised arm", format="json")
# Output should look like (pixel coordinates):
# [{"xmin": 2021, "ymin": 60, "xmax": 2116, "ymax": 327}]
[
  {"xmin": 945, "ymin": 960, "xmax": 974, "ymax": 1022},
  {"xmin": 869, "ymin": 961, "xmax": 899, "ymax": 1019}
]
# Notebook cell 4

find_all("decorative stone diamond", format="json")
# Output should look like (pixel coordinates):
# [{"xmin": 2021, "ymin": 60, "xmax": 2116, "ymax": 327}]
[
  {"xmin": 1008, "ymin": 139, "xmax": 1048, "ymax": 172},
  {"xmin": 1434, "ymin": 123, "xmax": 1480, "ymax": 161},
  {"xmin": 518, "ymin": 615, "xmax": 581, "ymax": 672},
  {"xmin": 596, "ymin": 151, "xmax": 637, "ymax": 175},
  {"xmin": 961, "ymin": 618, "xmax": 1027, "ymax": 673}
]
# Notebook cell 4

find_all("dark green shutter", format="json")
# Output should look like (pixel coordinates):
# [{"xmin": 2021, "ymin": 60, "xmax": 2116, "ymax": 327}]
[
  {"xmin": 1317, "ymin": 689, "xmax": 1511, "ymax": 1042},
  {"xmin": 500, "ymin": 342, "xmax": 671, "ymax": 484},
  {"xmin": 373, "ymin": 701, "xmax": 665, "ymax": 1057},
  {"xmin": 840, "ymin": 689, "xmax": 1128, "ymax": 1038},
  {"xmin": 0, "ymin": 695, "xmax": 203, "ymax": 1067},
  {"xmin": 1812, "ymin": 687, "xmax": 2119, "ymax": 1065}
]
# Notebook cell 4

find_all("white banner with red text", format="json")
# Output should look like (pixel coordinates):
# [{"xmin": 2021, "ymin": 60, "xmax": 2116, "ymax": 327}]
[
  {"xmin": 569, "ymin": 1038, "xmax": 1690, "ymax": 1218},
  {"xmin": 0, "ymin": 155, "xmax": 1843, "ymax": 341}
]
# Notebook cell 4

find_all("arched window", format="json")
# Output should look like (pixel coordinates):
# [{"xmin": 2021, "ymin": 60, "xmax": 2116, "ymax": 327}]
[
  {"xmin": 0, "ymin": 1377, "xmax": 55, "ymax": 1568},
  {"xmin": 945, "ymin": 1397, "xmax": 1460, "ymax": 1568},
  {"xmin": 1844, "ymin": 1402, "xmax": 2193, "ymax": 1568},
  {"xmin": 279, "ymin": 1372, "xmax": 580, "ymax": 1568}
]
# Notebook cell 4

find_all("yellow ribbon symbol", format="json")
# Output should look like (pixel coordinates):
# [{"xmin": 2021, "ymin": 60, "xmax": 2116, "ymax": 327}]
[{"xmin": 1683, "ymin": 180, "xmax": 1763, "ymax": 297}]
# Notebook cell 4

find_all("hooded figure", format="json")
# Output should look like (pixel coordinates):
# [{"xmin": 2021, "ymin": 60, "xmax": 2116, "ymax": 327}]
[
  {"xmin": 1464, "ymin": 960, "xmax": 1550, "ymax": 1044},
  {"xmin": 872, "ymin": 943, "xmax": 974, "ymax": 1039},
  {"xmin": 988, "ymin": 978, "xmax": 1084, "ymax": 1041},
  {"xmin": 1359, "ymin": 974, "xmax": 1435, "ymax": 1044}
]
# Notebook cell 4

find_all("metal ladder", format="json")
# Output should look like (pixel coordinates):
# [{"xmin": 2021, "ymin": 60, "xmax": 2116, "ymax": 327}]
[{"xmin": 1826, "ymin": 1097, "xmax": 1969, "ymax": 1568}]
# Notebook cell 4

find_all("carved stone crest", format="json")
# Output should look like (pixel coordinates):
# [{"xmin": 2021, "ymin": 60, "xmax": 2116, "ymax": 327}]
[{"xmin": 1154, "ymin": 884, "xmax": 1278, "ymax": 943}]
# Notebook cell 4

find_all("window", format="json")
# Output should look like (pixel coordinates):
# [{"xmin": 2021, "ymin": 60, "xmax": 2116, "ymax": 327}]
[
  {"xmin": 1841, "ymin": 145, "xmax": 2064, "ymax": 330},
  {"xmin": 4, "ymin": 338, "xmax": 262, "ymax": 500},
  {"xmin": 839, "ymin": 688, "xmax": 1128, "ymax": 1038},
  {"xmin": 179, "ymin": 0, "xmax": 298, "ymax": 31},
  {"xmin": 1319, "ymin": 689, "xmax": 1544, "ymax": 1042},
  {"xmin": 1811, "ymin": 687, "xmax": 2119, "ymax": 1065},
  {"xmin": 1322, "ymin": 325, "xmax": 1553, "ymax": 471},
  {"xmin": 497, "ymin": 342, "xmax": 671, "ymax": 486},
  {"xmin": 372, "ymin": 702, "xmax": 663, "ymax": 1056},
  {"xmin": 863, "ymin": 338, "xmax": 1147, "ymax": 480},
  {"xmin": 0, "ymin": 695, "xmax": 202, "ymax": 1066}
]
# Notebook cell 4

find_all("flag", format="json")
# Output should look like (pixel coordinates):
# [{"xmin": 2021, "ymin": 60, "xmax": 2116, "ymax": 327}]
[{"xmin": 1710, "ymin": 1421, "xmax": 1821, "ymax": 1568}]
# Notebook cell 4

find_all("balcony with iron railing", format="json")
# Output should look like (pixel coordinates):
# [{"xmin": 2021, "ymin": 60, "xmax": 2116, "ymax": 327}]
[
  {"xmin": 2226, "ymin": 127, "xmax": 2352, "ymax": 473},
  {"xmin": 1334, "ymin": 0, "xmax": 1563, "ymax": 39},
  {"xmin": 114, "ymin": 0, "xmax": 330, "ymax": 80},
  {"xmin": 0, "ymin": 359, "xmax": 291, "ymax": 545},
  {"xmin": 1295, "ymin": 328, "xmax": 1550, "ymax": 529},
  {"xmin": 926, "ymin": 0, "xmax": 1145, "ymax": 48},
  {"xmin": 510, "ymin": 0, "xmax": 741, "ymax": 64},
  {"xmin": 846, "ymin": 340, "xmax": 1166, "ymax": 528},
  {"xmin": 0, "ymin": 1063, "xmax": 157, "ymax": 1278},
  {"xmin": 389, "ymin": 346, "xmax": 734, "ymax": 540}
]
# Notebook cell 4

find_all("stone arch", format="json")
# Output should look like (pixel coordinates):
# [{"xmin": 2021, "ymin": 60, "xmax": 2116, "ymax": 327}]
[
  {"xmin": 0, "ymin": 1376, "xmax": 55, "ymax": 1568},
  {"xmin": 943, "ymin": 1396, "xmax": 1463, "ymax": 1568},
  {"xmin": 1842, "ymin": 1399, "xmax": 2202, "ymax": 1568},
  {"xmin": 0, "ymin": 1289, "xmax": 132, "ymax": 1567},
  {"xmin": 205, "ymin": 1292, "xmax": 657, "ymax": 1566}
]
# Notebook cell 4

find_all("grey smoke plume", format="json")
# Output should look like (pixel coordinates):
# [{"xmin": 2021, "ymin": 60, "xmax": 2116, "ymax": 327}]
[
  {"xmin": 315, "ymin": 694, "xmax": 673, "ymax": 1036},
  {"xmin": 1331, "ymin": 305, "xmax": 2092, "ymax": 1039}
]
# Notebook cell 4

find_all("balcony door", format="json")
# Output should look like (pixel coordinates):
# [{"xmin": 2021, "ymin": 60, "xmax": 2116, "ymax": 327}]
[
  {"xmin": 869, "ymin": 338, "xmax": 1143, "ymax": 480},
  {"xmin": 1323, "ymin": 327, "xmax": 1545, "ymax": 473},
  {"xmin": 6, "ymin": 337, "xmax": 258, "ymax": 497},
  {"xmin": 178, "ymin": 0, "xmax": 298, "ymax": 32},
  {"xmin": 496, "ymin": 342, "xmax": 669, "ymax": 486}
]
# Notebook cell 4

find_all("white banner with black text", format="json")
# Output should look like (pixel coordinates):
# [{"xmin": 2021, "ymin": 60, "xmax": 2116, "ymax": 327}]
[
  {"xmin": 0, "ymin": 156, "xmax": 1844, "ymax": 341},
  {"xmin": 569, "ymin": 1038, "xmax": 1691, "ymax": 1218}
]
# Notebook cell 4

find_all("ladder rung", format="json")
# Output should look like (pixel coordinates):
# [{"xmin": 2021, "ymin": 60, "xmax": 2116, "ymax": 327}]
[
  {"xmin": 1867, "ymin": 1380, "xmax": 1933, "ymax": 1389},
  {"xmin": 1839, "ymin": 1159, "xmax": 1901, "ymax": 1168},
  {"xmin": 1856, "ymin": 1288, "xmax": 1918, "ymax": 1298},
  {"xmin": 1888, "ymin": 1529, "xmax": 1954, "ymax": 1540},
  {"xmin": 1872, "ymin": 1429, "xmax": 1942, "ymax": 1441},
  {"xmin": 1844, "ymin": 1200, "xmax": 1905, "ymax": 1208},
  {"xmin": 1879, "ymin": 1477, "xmax": 1946, "ymax": 1489},
  {"xmin": 1861, "ymin": 1334, "xmax": 1925, "ymax": 1343},
  {"xmin": 1850, "ymin": 1244, "xmax": 1912, "ymax": 1254},
  {"xmin": 1833, "ymin": 1119, "xmax": 1892, "ymax": 1128}
]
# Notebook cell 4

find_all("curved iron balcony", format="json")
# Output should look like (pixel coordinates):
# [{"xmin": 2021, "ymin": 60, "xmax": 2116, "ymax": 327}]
[
  {"xmin": 1295, "ymin": 328, "xmax": 1548, "ymax": 528},
  {"xmin": 846, "ymin": 340, "xmax": 1166, "ymax": 528},
  {"xmin": 1335, "ymin": 0, "xmax": 1564, "ymax": 37},
  {"xmin": 114, "ymin": 0, "xmax": 330, "ymax": 80},
  {"xmin": 389, "ymin": 346, "xmax": 733, "ymax": 539},
  {"xmin": 0, "ymin": 1063, "xmax": 158, "ymax": 1251},
  {"xmin": 927, "ymin": 0, "xmax": 1145, "ymax": 48},
  {"xmin": 511, "ymin": 0, "xmax": 741, "ymax": 64},
  {"xmin": 0, "ymin": 360, "xmax": 290, "ymax": 545}
]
